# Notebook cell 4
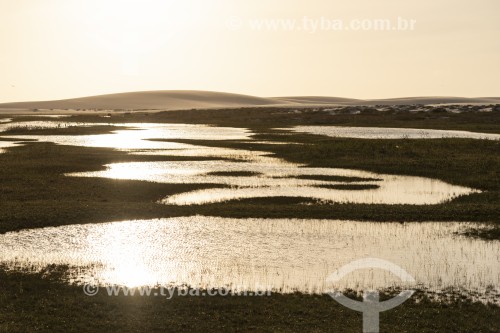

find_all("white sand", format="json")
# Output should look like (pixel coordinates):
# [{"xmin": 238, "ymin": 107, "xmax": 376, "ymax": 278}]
[
  {"xmin": 0, "ymin": 91, "xmax": 284, "ymax": 111},
  {"xmin": 0, "ymin": 90, "xmax": 499, "ymax": 111}
]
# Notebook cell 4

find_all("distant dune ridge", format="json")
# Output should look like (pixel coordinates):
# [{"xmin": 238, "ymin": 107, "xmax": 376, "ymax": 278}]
[
  {"xmin": 1, "ymin": 90, "xmax": 499, "ymax": 111},
  {"xmin": 272, "ymin": 96, "xmax": 364, "ymax": 105},
  {"xmin": 0, "ymin": 91, "xmax": 282, "ymax": 110},
  {"xmin": 274, "ymin": 96, "xmax": 500, "ymax": 106}
]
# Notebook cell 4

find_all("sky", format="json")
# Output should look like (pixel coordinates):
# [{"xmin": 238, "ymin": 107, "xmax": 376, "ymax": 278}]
[{"xmin": 1, "ymin": 0, "xmax": 499, "ymax": 102}]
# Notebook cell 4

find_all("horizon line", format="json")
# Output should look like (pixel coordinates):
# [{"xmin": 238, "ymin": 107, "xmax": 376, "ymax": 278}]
[{"xmin": 1, "ymin": 89, "xmax": 499, "ymax": 105}]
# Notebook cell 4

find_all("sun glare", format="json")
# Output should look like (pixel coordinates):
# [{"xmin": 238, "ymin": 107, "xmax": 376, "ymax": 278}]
[
  {"xmin": 73, "ymin": 0, "xmax": 205, "ymax": 74},
  {"xmin": 92, "ymin": 222, "xmax": 160, "ymax": 288}
]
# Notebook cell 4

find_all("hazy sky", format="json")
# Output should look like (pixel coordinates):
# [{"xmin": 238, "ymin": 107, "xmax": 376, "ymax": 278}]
[{"xmin": 1, "ymin": 0, "xmax": 499, "ymax": 102}]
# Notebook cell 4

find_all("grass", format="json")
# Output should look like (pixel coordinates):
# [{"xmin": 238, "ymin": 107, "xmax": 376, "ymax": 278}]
[
  {"xmin": 313, "ymin": 184, "xmax": 380, "ymax": 190},
  {"xmin": 462, "ymin": 227, "xmax": 500, "ymax": 241},
  {"xmin": 154, "ymin": 135, "xmax": 500, "ymax": 226},
  {"xmin": 0, "ymin": 138, "xmax": 498, "ymax": 234},
  {"xmin": 251, "ymin": 133, "xmax": 500, "ymax": 192},
  {"xmin": 2, "ymin": 124, "xmax": 126, "ymax": 136},
  {"xmin": 62, "ymin": 105, "xmax": 500, "ymax": 133},
  {"xmin": 206, "ymin": 171, "xmax": 262, "ymax": 177},
  {"xmin": 0, "ymin": 267, "xmax": 499, "ymax": 333},
  {"xmin": 1, "ymin": 109, "xmax": 499, "ymax": 332},
  {"xmin": 291, "ymin": 175, "xmax": 381, "ymax": 182},
  {"xmin": 0, "ymin": 143, "xmax": 228, "ymax": 233},
  {"xmin": 0, "ymin": 111, "xmax": 499, "ymax": 236}
]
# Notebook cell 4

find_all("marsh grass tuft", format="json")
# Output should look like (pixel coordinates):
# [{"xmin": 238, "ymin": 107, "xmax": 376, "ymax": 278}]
[
  {"xmin": 0, "ymin": 111, "xmax": 499, "ymax": 238},
  {"xmin": 206, "ymin": 171, "xmax": 262, "ymax": 177},
  {"xmin": 0, "ymin": 266, "xmax": 498, "ymax": 333}
]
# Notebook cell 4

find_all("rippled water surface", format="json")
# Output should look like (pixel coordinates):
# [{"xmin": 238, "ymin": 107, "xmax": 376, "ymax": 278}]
[
  {"xmin": 0, "ymin": 122, "xmax": 256, "ymax": 156},
  {"xmin": 0, "ymin": 120, "xmax": 112, "ymax": 132},
  {"xmin": 0, "ymin": 121, "xmax": 481, "ymax": 204},
  {"xmin": 0, "ymin": 141, "xmax": 19, "ymax": 153},
  {"xmin": 2, "ymin": 123, "xmax": 251, "ymax": 145},
  {"xmin": 0, "ymin": 120, "xmax": 496, "ymax": 302},
  {"xmin": 70, "ymin": 161, "xmax": 477, "ymax": 205},
  {"xmin": 280, "ymin": 126, "xmax": 500, "ymax": 140},
  {"xmin": 1, "ymin": 217, "xmax": 498, "ymax": 300}
]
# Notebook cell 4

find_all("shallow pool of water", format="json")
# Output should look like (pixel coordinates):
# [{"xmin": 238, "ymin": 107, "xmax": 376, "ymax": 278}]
[
  {"xmin": 1, "ymin": 217, "xmax": 498, "ymax": 301},
  {"xmin": 0, "ymin": 141, "xmax": 21, "ymax": 153},
  {"xmin": 1, "ymin": 121, "xmax": 481, "ymax": 205},
  {"xmin": 0, "ymin": 122, "xmax": 257, "ymax": 157},
  {"xmin": 280, "ymin": 126, "xmax": 500, "ymax": 140},
  {"xmin": 0, "ymin": 121, "xmax": 497, "ymax": 303},
  {"xmin": 2, "ymin": 123, "xmax": 252, "ymax": 144},
  {"xmin": 21, "ymin": 114, "xmax": 71, "ymax": 118},
  {"xmin": 69, "ymin": 160, "xmax": 478, "ymax": 205},
  {"xmin": 0, "ymin": 120, "xmax": 113, "ymax": 133}
]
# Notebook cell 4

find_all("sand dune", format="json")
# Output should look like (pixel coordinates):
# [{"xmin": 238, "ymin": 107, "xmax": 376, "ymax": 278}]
[
  {"xmin": 0, "ymin": 90, "xmax": 498, "ymax": 111},
  {"xmin": 361, "ymin": 96, "xmax": 500, "ymax": 105},
  {"xmin": 272, "ymin": 96, "xmax": 363, "ymax": 105},
  {"xmin": 0, "ymin": 91, "xmax": 284, "ymax": 111},
  {"xmin": 273, "ymin": 96, "xmax": 500, "ymax": 106}
]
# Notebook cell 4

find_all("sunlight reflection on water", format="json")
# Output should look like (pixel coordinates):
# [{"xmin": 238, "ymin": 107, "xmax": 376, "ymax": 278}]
[
  {"xmin": 70, "ymin": 160, "xmax": 478, "ymax": 205},
  {"xmin": 0, "ymin": 121, "xmax": 497, "ymax": 302},
  {"xmin": 280, "ymin": 126, "xmax": 500, "ymax": 140},
  {"xmin": 1, "ymin": 121, "xmax": 481, "ymax": 204},
  {"xmin": 0, "ymin": 217, "xmax": 498, "ymax": 301},
  {"xmin": 1, "ymin": 123, "xmax": 252, "ymax": 149},
  {"xmin": 0, "ymin": 121, "xmax": 111, "ymax": 132},
  {"xmin": 0, "ymin": 141, "xmax": 20, "ymax": 153}
]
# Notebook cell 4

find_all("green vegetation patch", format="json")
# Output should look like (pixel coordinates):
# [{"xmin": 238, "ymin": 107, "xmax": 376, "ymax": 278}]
[{"xmin": 0, "ymin": 267, "xmax": 498, "ymax": 333}]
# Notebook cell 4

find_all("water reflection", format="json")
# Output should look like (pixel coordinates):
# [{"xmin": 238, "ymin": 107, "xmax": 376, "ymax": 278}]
[
  {"xmin": 0, "ymin": 121, "xmax": 479, "ymax": 205},
  {"xmin": 21, "ymin": 115, "xmax": 71, "ymax": 118},
  {"xmin": 281, "ymin": 126, "xmax": 500, "ymax": 140},
  {"xmin": 70, "ymin": 160, "xmax": 478, "ymax": 205},
  {"xmin": 1, "ymin": 122, "xmax": 258, "ymax": 160},
  {"xmin": 1, "ymin": 123, "xmax": 252, "ymax": 149},
  {"xmin": 0, "ymin": 121, "xmax": 266, "ymax": 161},
  {"xmin": 0, "ymin": 217, "xmax": 498, "ymax": 301},
  {"xmin": 0, "ymin": 121, "xmax": 113, "ymax": 133},
  {"xmin": 0, "ymin": 141, "xmax": 20, "ymax": 153},
  {"xmin": 1, "ymin": 121, "xmax": 479, "ymax": 205},
  {"xmin": 0, "ymin": 121, "xmax": 497, "ymax": 303}
]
